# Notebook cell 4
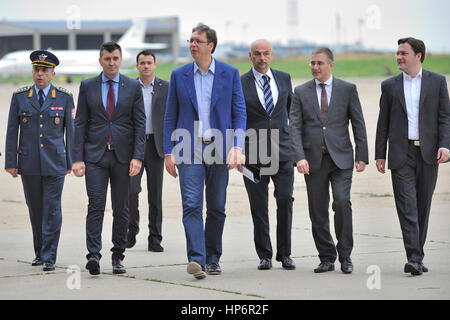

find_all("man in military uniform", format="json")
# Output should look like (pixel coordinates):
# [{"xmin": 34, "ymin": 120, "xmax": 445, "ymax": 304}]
[{"xmin": 5, "ymin": 50, "xmax": 74, "ymax": 272}]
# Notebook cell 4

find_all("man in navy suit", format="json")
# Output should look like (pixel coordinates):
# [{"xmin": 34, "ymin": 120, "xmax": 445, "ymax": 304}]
[
  {"xmin": 72, "ymin": 42, "xmax": 146, "ymax": 275},
  {"xmin": 164, "ymin": 23, "xmax": 247, "ymax": 279},
  {"xmin": 5, "ymin": 50, "xmax": 74, "ymax": 272}
]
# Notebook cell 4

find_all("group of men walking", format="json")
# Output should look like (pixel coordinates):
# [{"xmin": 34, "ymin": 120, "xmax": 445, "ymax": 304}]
[{"xmin": 4, "ymin": 23, "xmax": 449, "ymax": 280}]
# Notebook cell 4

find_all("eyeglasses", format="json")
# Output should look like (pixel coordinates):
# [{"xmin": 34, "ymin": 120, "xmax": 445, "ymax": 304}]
[
  {"xmin": 187, "ymin": 39, "xmax": 209, "ymax": 45},
  {"xmin": 309, "ymin": 61, "xmax": 331, "ymax": 67}
]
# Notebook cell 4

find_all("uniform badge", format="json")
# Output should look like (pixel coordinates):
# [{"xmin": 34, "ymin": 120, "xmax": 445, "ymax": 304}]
[
  {"xmin": 54, "ymin": 117, "xmax": 60, "ymax": 125},
  {"xmin": 38, "ymin": 53, "xmax": 48, "ymax": 61},
  {"xmin": 23, "ymin": 118, "xmax": 28, "ymax": 123}
]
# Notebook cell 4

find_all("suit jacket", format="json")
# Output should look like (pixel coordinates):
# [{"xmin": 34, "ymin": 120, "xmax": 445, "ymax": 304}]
[
  {"xmin": 163, "ymin": 59, "xmax": 247, "ymax": 160},
  {"xmin": 5, "ymin": 84, "xmax": 74, "ymax": 176},
  {"xmin": 73, "ymin": 73, "xmax": 146, "ymax": 164},
  {"xmin": 148, "ymin": 77, "xmax": 169, "ymax": 158},
  {"xmin": 241, "ymin": 68, "xmax": 293, "ymax": 164},
  {"xmin": 375, "ymin": 70, "xmax": 450, "ymax": 169},
  {"xmin": 289, "ymin": 77, "xmax": 368, "ymax": 173}
]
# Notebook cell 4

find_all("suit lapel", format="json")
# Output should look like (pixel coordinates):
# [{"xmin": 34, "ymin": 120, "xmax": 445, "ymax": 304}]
[
  {"xmin": 419, "ymin": 69, "xmax": 428, "ymax": 111},
  {"xmin": 395, "ymin": 74, "xmax": 407, "ymax": 115},
  {"xmin": 308, "ymin": 80, "xmax": 322, "ymax": 123},
  {"xmin": 28, "ymin": 87, "xmax": 41, "ymax": 112},
  {"xmin": 184, "ymin": 63, "xmax": 199, "ymax": 115},
  {"xmin": 324, "ymin": 78, "xmax": 339, "ymax": 124},
  {"xmin": 113, "ymin": 74, "xmax": 126, "ymax": 119},
  {"xmin": 211, "ymin": 61, "xmax": 224, "ymax": 112},
  {"xmin": 96, "ymin": 75, "xmax": 109, "ymax": 119},
  {"xmin": 39, "ymin": 85, "xmax": 54, "ymax": 112},
  {"xmin": 245, "ymin": 70, "xmax": 267, "ymax": 115}
]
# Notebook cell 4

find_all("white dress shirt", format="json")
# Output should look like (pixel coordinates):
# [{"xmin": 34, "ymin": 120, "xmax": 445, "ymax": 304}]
[
  {"xmin": 315, "ymin": 75, "xmax": 333, "ymax": 110},
  {"xmin": 139, "ymin": 77, "xmax": 155, "ymax": 135},
  {"xmin": 403, "ymin": 68, "xmax": 422, "ymax": 140},
  {"xmin": 252, "ymin": 67, "xmax": 279, "ymax": 109}
]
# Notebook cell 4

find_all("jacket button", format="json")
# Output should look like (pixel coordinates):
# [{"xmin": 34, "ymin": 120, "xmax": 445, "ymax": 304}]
[
  {"xmin": 40, "ymin": 124, "xmax": 43, "ymax": 128},
  {"xmin": 40, "ymin": 144, "xmax": 44, "ymax": 148},
  {"xmin": 40, "ymin": 134, "xmax": 43, "ymax": 138},
  {"xmin": 40, "ymin": 114, "xmax": 43, "ymax": 118}
]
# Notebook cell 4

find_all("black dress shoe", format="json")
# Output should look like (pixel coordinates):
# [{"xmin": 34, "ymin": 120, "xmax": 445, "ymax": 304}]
[
  {"xmin": 32, "ymin": 257, "xmax": 43, "ymax": 266},
  {"xmin": 206, "ymin": 262, "xmax": 222, "ymax": 275},
  {"xmin": 112, "ymin": 258, "xmax": 126, "ymax": 274},
  {"xmin": 258, "ymin": 258, "xmax": 272, "ymax": 270},
  {"xmin": 148, "ymin": 244, "xmax": 164, "ymax": 252},
  {"xmin": 126, "ymin": 233, "xmax": 137, "ymax": 249},
  {"xmin": 86, "ymin": 257, "xmax": 100, "ymax": 275},
  {"xmin": 314, "ymin": 261, "xmax": 335, "ymax": 273},
  {"xmin": 43, "ymin": 262, "xmax": 55, "ymax": 272},
  {"xmin": 404, "ymin": 262, "xmax": 423, "ymax": 276},
  {"xmin": 340, "ymin": 258, "xmax": 353, "ymax": 274},
  {"xmin": 281, "ymin": 257, "xmax": 296, "ymax": 270}
]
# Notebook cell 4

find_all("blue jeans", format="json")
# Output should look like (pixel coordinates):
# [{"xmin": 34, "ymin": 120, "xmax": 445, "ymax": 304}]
[{"xmin": 178, "ymin": 163, "xmax": 229, "ymax": 268}]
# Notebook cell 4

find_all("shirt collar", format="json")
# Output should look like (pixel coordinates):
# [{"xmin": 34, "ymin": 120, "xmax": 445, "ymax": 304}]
[
  {"xmin": 138, "ymin": 77, "xmax": 155, "ymax": 89},
  {"xmin": 34, "ymin": 83, "xmax": 52, "ymax": 97},
  {"xmin": 315, "ymin": 75, "xmax": 333, "ymax": 86},
  {"xmin": 403, "ymin": 68, "xmax": 423, "ymax": 81},
  {"xmin": 252, "ymin": 67, "xmax": 274, "ymax": 82},
  {"xmin": 194, "ymin": 58, "xmax": 215, "ymax": 75},
  {"xmin": 102, "ymin": 72, "xmax": 120, "ymax": 83}
]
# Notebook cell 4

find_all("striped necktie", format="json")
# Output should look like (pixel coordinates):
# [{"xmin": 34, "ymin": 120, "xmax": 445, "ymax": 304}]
[
  {"xmin": 319, "ymin": 83, "xmax": 328, "ymax": 122},
  {"xmin": 262, "ymin": 74, "xmax": 274, "ymax": 117}
]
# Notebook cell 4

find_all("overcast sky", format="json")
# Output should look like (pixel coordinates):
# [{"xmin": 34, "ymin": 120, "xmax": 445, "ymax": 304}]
[{"xmin": 2, "ymin": 0, "xmax": 450, "ymax": 53}]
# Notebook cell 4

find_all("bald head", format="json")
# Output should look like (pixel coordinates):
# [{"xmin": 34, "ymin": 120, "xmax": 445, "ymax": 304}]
[{"xmin": 249, "ymin": 39, "xmax": 273, "ymax": 74}]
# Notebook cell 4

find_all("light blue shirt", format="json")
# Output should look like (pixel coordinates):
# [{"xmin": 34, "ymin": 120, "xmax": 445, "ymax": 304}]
[
  {"xmin": 194, "ymin": 59, "xmax": 215, "ymax": 138},
  {"xmin": 139, "ymin": 77, "xmax": 155, "ymax": 134},
  {"xmin": 101, "ymin": 73, "xmax": 120, "ymax": 110},
  {"xmin": 34, "ymin": 84, "xmax": 51, "ymax": 100}
]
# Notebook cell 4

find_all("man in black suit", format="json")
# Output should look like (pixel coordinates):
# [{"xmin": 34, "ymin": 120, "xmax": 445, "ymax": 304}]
[
  {"xmin": 289, "ymin": 47, "xmax": 368, "ymax": 274},
  {"xmin": 126, "ymin": 50, "xmax": 168, "ymax": 252},
  {"xmin": 375, "ymin": 37, "xmax": 450, "ymax": 276},
  {"xmin": 72, "ymin": 42, "xmax": 146, "ymax": 275},
  {"xmin": 241, "ymin": 39, "xmax": 295, "ymax": 271}
]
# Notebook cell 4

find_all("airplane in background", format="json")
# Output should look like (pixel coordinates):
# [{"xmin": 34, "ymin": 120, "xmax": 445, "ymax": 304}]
[{"xmin": 0, "ymin": 19, "xmax": 168, "ymax": 77}]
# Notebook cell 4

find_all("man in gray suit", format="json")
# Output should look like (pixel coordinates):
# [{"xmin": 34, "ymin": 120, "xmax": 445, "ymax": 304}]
[
  {"xmin": 289, "ymin": 47, "xmax": 368, "ymax": 274},
  {"xmin": 126, "ymin": 50, "xmax": 169, "ymax": 252},
  {"xmin": 375, "ymin": 37, "xmax": 450, "ymax": 276}
]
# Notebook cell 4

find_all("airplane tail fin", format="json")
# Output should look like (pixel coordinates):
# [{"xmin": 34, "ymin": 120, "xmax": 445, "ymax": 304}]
[{"xmin": 118, "ymin": 19, "xmax": 147, "ymax": 47}]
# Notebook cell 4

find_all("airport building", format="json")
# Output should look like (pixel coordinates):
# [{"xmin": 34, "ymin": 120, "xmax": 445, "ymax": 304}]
[{"xmin": 0, "ymin": 17, "xmax": 179, "ymax": 62}]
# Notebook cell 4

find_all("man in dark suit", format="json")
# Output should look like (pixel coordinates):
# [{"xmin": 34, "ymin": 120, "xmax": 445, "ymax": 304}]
[
  {"xmin": 240, "ymin": 39, "xmax": 295, "ymax": 271},
  {"xmin": 5, "ymin": 50, "xmax": 74, "ymax": 272},
  {"xmin": 72, "ymin": 42, "xmax": 146, "ymax": 275},
  {"xmin": 375, "ymin": 37, "xmax": 450, "ymax": 276},
  {"xmin": 164, "ymin": 23, "xmax": 246, "ymax": 279},
  {"xmin": 126, "ymin": 50, "xmax": 168, "ymax": 252},
  {"xmin": 289, "ymin": 47, "xmax": 368, "ymax": 274}
]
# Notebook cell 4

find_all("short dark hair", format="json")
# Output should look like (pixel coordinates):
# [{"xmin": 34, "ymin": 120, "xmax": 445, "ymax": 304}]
[
  {"xmin": 136, "ymin": 49, "xmax": 156, "ymax": 63},
  {"xmin": 312, "ymin": 47, "xmax": 334, "ymax": 62},
  {"xmin": 192, "ymin": 23, "xmax": 217, "ymax": 54},
  {"xmin": 398, "ymin": 37, "xmax": 426, "ymax": 63},
  {"xmin": 100, "ymin": 41, "xmax": 122, "ymax": 57}
]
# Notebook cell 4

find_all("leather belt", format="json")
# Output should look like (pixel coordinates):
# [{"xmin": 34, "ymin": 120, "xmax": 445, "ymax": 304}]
[
  {"xmin": 408, "ymin": 140, "xmax": 420, "ymax": 147},
  {"xmin": 106, "ymin": 143, "xmax": 115, "ymax": 151}
]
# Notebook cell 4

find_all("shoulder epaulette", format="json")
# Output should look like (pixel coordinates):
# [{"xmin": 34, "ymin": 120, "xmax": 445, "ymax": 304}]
[
  {"xmin": 15, "ymin": 86, "xmax": 31, "ymax": 94},
  {"xmin": 56, "ymin": 86, "xmax": 71, "ymax": 95}
]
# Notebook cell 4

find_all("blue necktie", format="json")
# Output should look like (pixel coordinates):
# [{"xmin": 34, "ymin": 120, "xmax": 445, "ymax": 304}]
[{"xmin": 262, "ymin": 75, "xmax": 274, "ymax": 117}]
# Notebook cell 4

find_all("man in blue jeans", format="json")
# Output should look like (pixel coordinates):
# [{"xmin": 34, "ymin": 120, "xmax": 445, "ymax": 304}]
[{"xmin": 164, "ymin": 23, "xmax": 246, "ymax": 279}]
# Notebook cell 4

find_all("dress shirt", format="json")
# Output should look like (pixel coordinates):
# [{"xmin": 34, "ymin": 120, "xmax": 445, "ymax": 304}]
[
  {"xmin": 34, "ymin": 83, "xmax": 51, "ymax": 101},
  {"xmin": 252, "ymin": 67, "xmax": 279, "ymax": 109},
  {"xmin": 403, "ymin": 69, "xmax": 422, "ymax": 140},
  {"xmin": 101, "ymin": 73, "xmax": 120, "ymax": 110},
  {"xmin": 194, "ymin": 59, "xmax": 215, "ymax": 139},
  {"xmin": 139, "ymin": 77, "xmax": 155, "ymax": 134},
  {"xmin": 315, "ymin": 75, "xmax": 333, "ymax": 111}
]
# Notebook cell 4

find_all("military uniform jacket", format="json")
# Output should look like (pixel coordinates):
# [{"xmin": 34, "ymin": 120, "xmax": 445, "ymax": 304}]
[{"xmin": 5, "ymin": 85, "xmax": 75, "ymax": 176}]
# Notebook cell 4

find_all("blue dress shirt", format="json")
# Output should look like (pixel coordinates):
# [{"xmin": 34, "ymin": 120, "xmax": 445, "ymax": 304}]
[{"xmin": 194, "ymin": 59, "xmax": 215, "ymax": 138}]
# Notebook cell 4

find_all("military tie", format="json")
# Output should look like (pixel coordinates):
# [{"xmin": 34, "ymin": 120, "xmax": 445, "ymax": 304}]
[
  {"xmin": 262, "ymin": 74, "xmax": 275, "ymax": 117},
  {"xmin": 319, "ymin": 83, "xmax": 328, "ymax": 122},
  {"xmin": 38, "ymin": 90, "xmax": 44, "ymax": 107},
  {"xmin": 106, "ymin": 80, "xmax": 115, "ymax": 142}
]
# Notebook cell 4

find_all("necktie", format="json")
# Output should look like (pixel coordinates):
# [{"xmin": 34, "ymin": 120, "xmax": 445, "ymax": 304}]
[
  {"xmin": 106, "ymin": 80, "xmax": 115, "ymax": 142},
  {"xmin": 38, "ymin": 90, "xmax": 44, "ymax": 107},
  {"xmin": 262, "ymin": 75, "xmax": 274, "ymax": 117},
  {"xmin": 319, "ymin": 83, "xmax": 328, "ymax": 122}
]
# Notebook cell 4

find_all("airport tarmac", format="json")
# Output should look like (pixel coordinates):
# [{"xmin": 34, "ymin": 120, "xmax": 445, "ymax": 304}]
[{"xmin": 0, "ymin": 78, "xmax": 449, "ymax": 300}]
